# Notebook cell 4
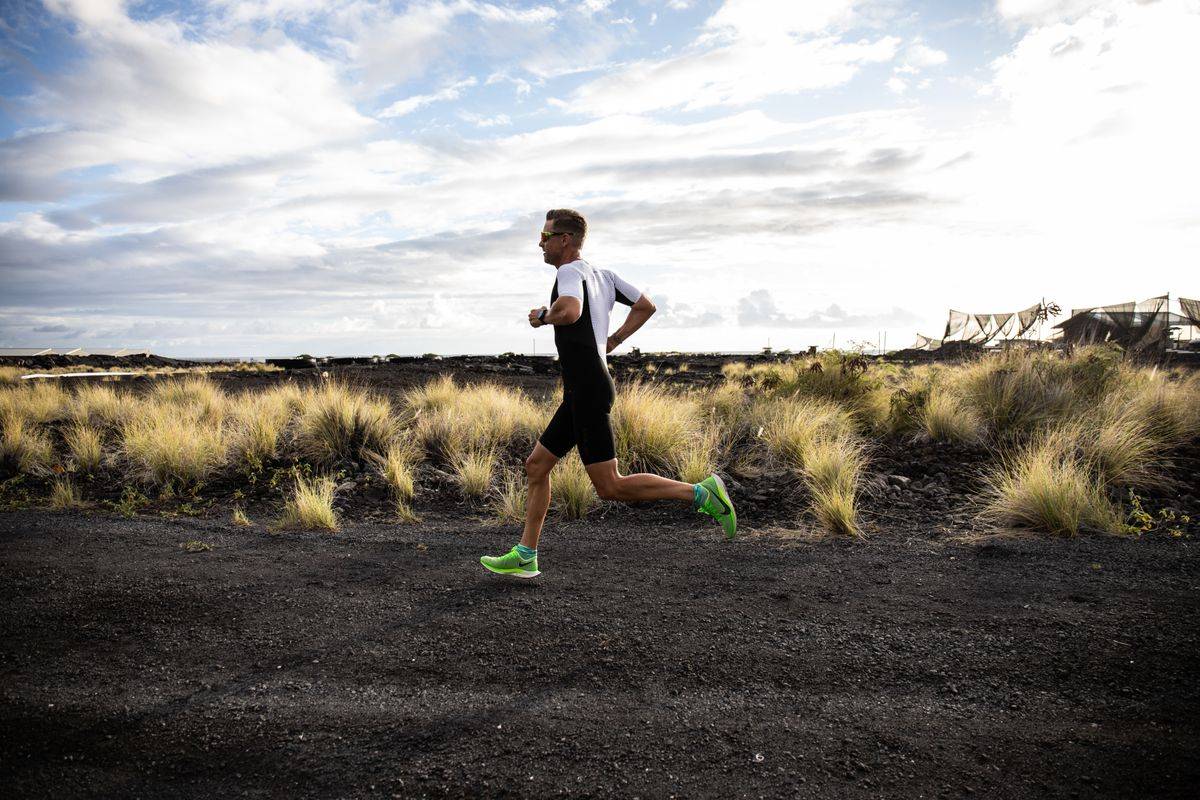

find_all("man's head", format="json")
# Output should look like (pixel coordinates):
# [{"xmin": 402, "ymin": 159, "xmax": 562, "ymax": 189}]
[{"xmin": 540, "ymin": 208, "xmax": 586, "ymax": 266}]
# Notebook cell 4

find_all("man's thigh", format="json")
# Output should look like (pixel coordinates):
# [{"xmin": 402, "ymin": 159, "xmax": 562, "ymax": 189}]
[
  {"xmin": 573, "ymin": 403, "xmax": 617, "ymax": 466},
  {"xmin": 537, "ymin": 398, "xmax": 576, "ymax": 459}
]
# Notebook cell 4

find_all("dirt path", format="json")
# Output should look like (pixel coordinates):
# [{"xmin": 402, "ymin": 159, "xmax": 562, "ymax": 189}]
[{"xmin": 2, "ymin": 510, "xmax": 1198, "ymax": 798}]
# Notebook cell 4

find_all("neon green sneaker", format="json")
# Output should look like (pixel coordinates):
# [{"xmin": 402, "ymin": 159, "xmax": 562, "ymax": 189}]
[
  {"xmin": 480, "ymin": 546, "xmax": 540, "ymax": 579},
  {"xmin": 698, "ymin": 474, "xmax": 737, "ymax": 539}
]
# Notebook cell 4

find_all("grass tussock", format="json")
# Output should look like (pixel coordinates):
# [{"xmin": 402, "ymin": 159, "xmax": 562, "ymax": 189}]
[
  {"xmin": 742, "ymin": 352, "xmax": 885, "ymax": 428},
  {"xmin": 228, "ymin": 388, "xmax": 296, "ymax": 468},
  {"xmin": 370, "ymin": 441, "xmax": 420, "ymax": 502},
  {"xmin": 802, "ymin": 435, "xmax": 867, "ymax": 536},
  {"xmin": 0, "ymin": 366, "xmax": 23, "ymax": 384},
  {"xmin": 65, "ymin": 424, "xmax": 104, "ymax": 473},
  {"xmin": 613, "ymin": 381, "xmax": 708, "ymax": 473},
  {"xmin": 69, "ymin": 384, "xmax": 129, "ymax": 430},
  {"xmin": 231, "ymin": 507, "xmax": 252, "ymax": 527},
  {"xmin": 49, "ymin": 478, "xmax": 85, "ymax": 509},
  {"xmin": 982, "ymin": 434, "xmax": 1123, "ymax": 536},
  {"xmin": 451, "ymin": 447, "xmax": 497, "ymax": 499},
  {"xmin": 555, "ymin": 452, "xmax": 597, "ymax": 520},
  {"xmin": 0, "ymin": 382, "xmax": 70, "ymax": 425},
  {"xmin": 394, "ymin": 498, "xmax": 420, "ymax": 523},
  {"xmin": 674, "ymin": 426, "xmax": 719, "ymax": 484},
  {"xmin": 948, "ymin": 345, "xmax": 1124, "ymax": 438},
  {"xmin": 120, "ymin": 404, "xmax": 228, "ymax": 487},
  {"xmin": 920, "ymin": 388, "xmax": 983, "ymax": 444},
  {"xmin": 295, "ymin": 381, "xmax": 396, "ymax": 465},
  {"xmin": 278, "ymin": 474, "xmax": 339, "ymax": 531},
  {"xmin": 150, "ymin": 375, "xmax": 228, "ymax": 424},
  {"xmin": 757, "ymin": 397, "xmax": 855, "ymax": 471},
  {"xmin": 491, "ymin": 471, "xmax": 528, "ymax": 522},
  {"xmin": 1, "ymin": 413, "xmax": 55, "ymax": 475},
  {"xmin": 408, "ymin": 378, "xmax": 541, "ymax": 460}
]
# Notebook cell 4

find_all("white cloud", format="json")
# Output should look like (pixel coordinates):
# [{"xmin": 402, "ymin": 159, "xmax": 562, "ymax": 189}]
[
  {"xmin": 8, "ymin": 1, "xmax": 372, "ymax": 192},
  {"xmin": 704, "ymin": 0, "xmax": 855, "ymax": 40},
  {"xmin": 562, "ymin": 0, "xmax": 897, "ymax": 116},
  {"xmin": 886, "ymin": 76, "xmax": 907, "ymax": 93},
  {"xmin": 458, "ymin": 111, "xmax": 511, "ymax": 127},
  {"xmin": 995, "ymin": 0, "xmax": 1097, "ymax": 25},
  {"xmin": 379, "ymin": 77, "xmax": 478, "ymax": 118},
  {"xmin": 569, "ymin": 35, "xmax": 899, "ymax": 115}
]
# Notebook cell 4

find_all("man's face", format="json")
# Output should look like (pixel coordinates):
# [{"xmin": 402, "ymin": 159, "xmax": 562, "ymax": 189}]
[{"xmin": 539, "ymin": 221, "xmax": 571, "ymax": 266}]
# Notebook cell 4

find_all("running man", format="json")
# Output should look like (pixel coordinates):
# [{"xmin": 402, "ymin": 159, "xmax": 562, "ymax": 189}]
[{"xmin": 481, "ymin": 208, "xmax": 735, "ymax": 578}]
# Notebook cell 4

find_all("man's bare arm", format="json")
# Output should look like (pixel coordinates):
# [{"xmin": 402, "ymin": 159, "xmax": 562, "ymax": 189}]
[
  {"xmin": 608, "ymin": 294, "xmax": 656, "ymax": 351},
  {"xmin": 543, "ymin": 295, "xmax": 582, "ymax": 325},
  {"xmin": 529, "ymin": 296, "xmax": 582, "ymax": 327}
]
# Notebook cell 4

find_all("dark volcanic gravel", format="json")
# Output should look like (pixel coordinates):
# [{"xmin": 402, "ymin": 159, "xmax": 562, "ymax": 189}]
[{"xmin": 2, "ymin": 510, "xmax": 1199, "ymax": 798}]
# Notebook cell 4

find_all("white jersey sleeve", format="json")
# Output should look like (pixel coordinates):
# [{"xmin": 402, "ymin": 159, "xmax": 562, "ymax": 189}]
[
  {"xmin": 555, "ymin": 263, "xmax": 585, "ymax": 301},
  {"xmin": 605, "ymin": 269, "xmax": 642, "ymax": 306}
]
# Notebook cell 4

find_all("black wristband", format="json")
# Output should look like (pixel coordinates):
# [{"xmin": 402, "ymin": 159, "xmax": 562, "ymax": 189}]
[{"xmin": 538, "ymin": 308, "xmax": 547, "ymax": 323}]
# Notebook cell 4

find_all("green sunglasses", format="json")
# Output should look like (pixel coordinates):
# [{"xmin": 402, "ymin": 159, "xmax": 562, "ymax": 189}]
[{"xmin": 540, "ymin": 230, "xmax": 570, "ymax": 242}]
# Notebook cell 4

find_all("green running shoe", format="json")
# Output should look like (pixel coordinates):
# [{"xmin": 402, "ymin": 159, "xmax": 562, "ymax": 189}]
[
  {"xmin": 698, "ymin": 474, "xmax": 737, "ymax": 539},
  {"xmin": 480, "ymin": 546, "xmax": 540, "ymax": 578}
]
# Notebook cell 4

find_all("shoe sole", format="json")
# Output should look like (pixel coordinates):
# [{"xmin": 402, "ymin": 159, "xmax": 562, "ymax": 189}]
[
  {"xmin": 707, "ymin": 474, "xmax": 737, "ymax": 539},
  {"xmin": 481, "ymin": 561, "xmax": 540, "ymax": 578}
]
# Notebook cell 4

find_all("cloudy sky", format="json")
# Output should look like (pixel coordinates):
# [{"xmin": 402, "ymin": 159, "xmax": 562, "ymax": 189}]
[{"xmin": 1, "ymin": 0, "xmax": 1196, "ymax": 357}]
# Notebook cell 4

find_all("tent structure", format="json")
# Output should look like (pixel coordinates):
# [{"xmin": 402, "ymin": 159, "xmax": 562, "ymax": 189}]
[
  {"xmin": 908, "ymin": 334, "xmax": 943, "ymax": 351},
  {"xmin": 1052, "ymin": 295, "xmax": 1194, "ymax": 351},
  {"xmin": 942, "ymin": 301, "xmax": 1049, "ymax": 346},
  {"xmin": 1180, "ymin": 298, "xmax": 1200, "ymax": 329}
]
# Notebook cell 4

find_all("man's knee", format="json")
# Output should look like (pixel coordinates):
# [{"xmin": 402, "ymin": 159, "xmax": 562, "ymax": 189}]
[{"xmin": 525, "ymin": 452, "xmax": 552, "ymax": 481}]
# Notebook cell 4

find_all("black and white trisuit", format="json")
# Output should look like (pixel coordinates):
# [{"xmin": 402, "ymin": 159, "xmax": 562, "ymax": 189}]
[{"xmin": 538, "ymin": 258, "xmax": 642, "ymax": 465}]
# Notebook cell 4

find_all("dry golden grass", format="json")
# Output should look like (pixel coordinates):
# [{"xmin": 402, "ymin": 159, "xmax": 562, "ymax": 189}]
[
  {"xmin": 69, "ymin": 384, "xmax": 129, "ymax": 430},
  {"xmin": 613, "ymin": 381, "xmax": 706, "ymax": 473},
  {"xmin": 743, "ymin": 353, "xmax": 886, "ymax": 428},
  {"xmin": 554, "ymin": 452, "xmax": 597, "ymax": 520},
  {"xmin": 801, "ymin": 435, "xmax": 867, "ymax": 536},
  {"xmin": 228, "ymin": 389, "xmax": 296, "ymax": 468},
  {"xmin": 0, "ymin": 366, "xmax": 23, "ymax": 385},
  {"xmin": 720, "ymin": 361, "xmax": 749, "ymax": 380},
  {"xmin": 278, "ymin": 474, "xmax": 339, "ymax": 531},
  {"xmin": 65, "ymin": 424, "xmax": 104, "ymax": 473},
  {"xmin": 294, "ymin": 381, "xmax": 396, "ymax": 465},
  {"xmin": 408, "ymin": 378, "xmax": 541, "ymax": 460},
  {"xmin": 982, "ymin": 433, "xmax": 1123, "ymax": 536},
  {"xmin": 757, "ymin": 397, "xmax": 855, "ymax": 471},
  {"xmin": 232, "ymin": 507, "xmax": 252, "ymax": 527},
  {"xmin": 1, "ymin": 413, "xmax": 55, "ymax": 475},
  {"xmin": 451, "ymin": 447, "xmax": 497, "ymax": 499},
  {"xmin": 920, "ymin": 388, "xmax": 983, "ymax": 444},
  {"xmin": 674, "ymin": 426, "xmax": 719, "ymax": 484},
  {"xmin": 0, "ymin": 382, "xmax": 71, "ymax": 425},
  {"xmin": 491, "ymin": 470, "xmax": 528, "ymax": 522},
  {"xmin": 150, "ymin": 375, "xmax": 229, "ymax": 424},
  {"xmin": 947, "ymin": 346, "xmax": 1124, "ymax": 438},
  {"xmin": 404, "ymin": 374, "xmax": 461, "ymax": 415},
  {"xmin": 394, "ymin": 499, "xmax": 420, "ymax": 523},
  {"xmin": 49, "ymin": 478, "xmax": 85, "ymax": 509},
  {"xmin": 120, "ymin": 404, "xmax": 228, "ymax": 487},
  {"xmin": 370, "ymin": 441, "xmax": 419, "ymax": 502}
]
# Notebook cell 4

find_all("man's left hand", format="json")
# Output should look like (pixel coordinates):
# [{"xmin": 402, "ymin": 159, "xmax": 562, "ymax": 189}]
[
  {"xmin": 529, "ymin": 307, "xmax": 547, "ymax": 328},
  {"xmin": 606, "ymin": 334, "xmax": 622, "ymax": 353}
]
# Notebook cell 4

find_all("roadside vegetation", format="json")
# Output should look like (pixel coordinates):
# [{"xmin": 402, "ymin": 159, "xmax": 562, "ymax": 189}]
[{"xmin": 0, "ymin": 345, "xmax": 1196, "ymax": 538}]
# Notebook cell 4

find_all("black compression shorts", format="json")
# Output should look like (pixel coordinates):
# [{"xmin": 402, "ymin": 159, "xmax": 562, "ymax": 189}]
[{"xmin": 538, "ymin": 379, "xmax": 617, "ymax": 466}]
